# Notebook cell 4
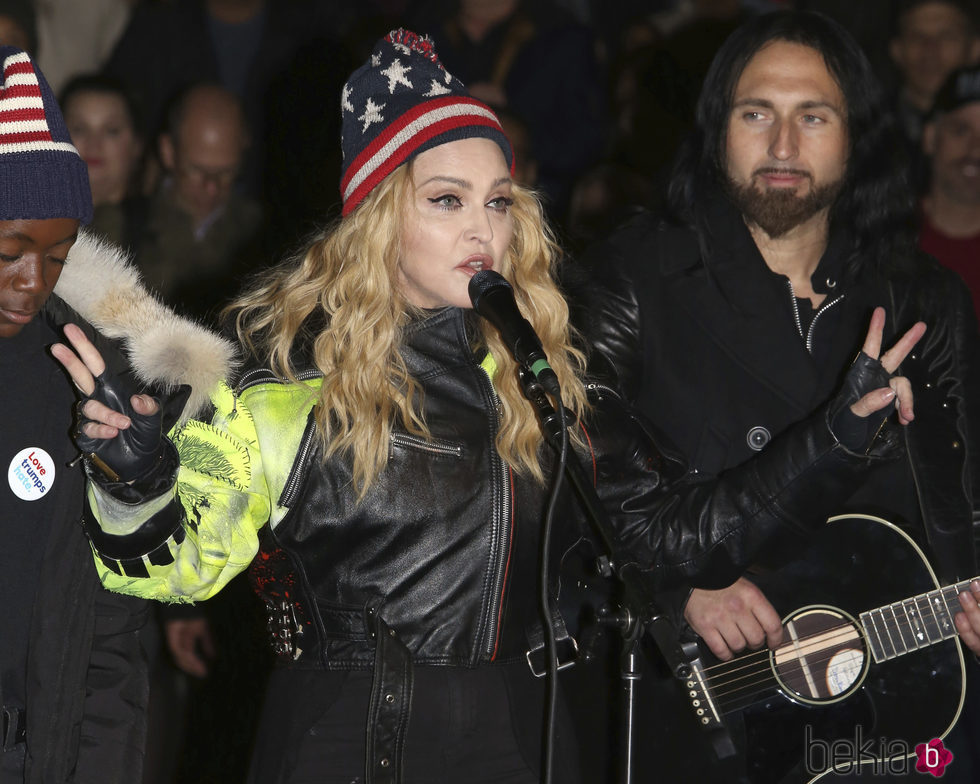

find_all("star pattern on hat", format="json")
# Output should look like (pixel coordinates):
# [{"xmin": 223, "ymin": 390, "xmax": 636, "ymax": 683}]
[
  {"xmin": 359, "ymin": 97, "xmax": 385, "ymax": 132},
  {"xmin": 391, "ymin": 40, "xmax": 413, "ymax": 57},
  {"xmin": 339, "ymin": 29, "xmax": 513, "ymax": 216},
  {"xmin": 424, "ymin": 79, "xmax": 451, "ymax": 98},
  {"xmin": 381, "ymin": 58, "xmax": 413, "ymax": 94}
]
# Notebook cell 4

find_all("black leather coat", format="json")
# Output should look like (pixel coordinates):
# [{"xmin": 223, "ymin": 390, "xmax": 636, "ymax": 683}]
[
  {"xmin": 251, "ymin": 307, "xmax": 898, "ymax": 671},
  {"xmin": 573, "ymin": 207, "xmax": 980, "ymax": 584}
]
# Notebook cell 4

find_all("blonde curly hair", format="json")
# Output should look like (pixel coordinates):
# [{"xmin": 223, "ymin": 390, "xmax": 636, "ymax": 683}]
[{"xmin": 230, "ymin": 160, "xmax": 588, "ymax": 497}]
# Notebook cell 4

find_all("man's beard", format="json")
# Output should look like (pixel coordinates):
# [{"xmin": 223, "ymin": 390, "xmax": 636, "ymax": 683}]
[{"xmin": 725, "ymin": 169, "xmax": 844, "ymax": 238}]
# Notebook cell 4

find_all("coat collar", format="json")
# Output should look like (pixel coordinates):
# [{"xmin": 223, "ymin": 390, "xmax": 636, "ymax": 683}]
[
  {"xmin": 659, "ymin": 190, "xmax": 867, "ymax": 413},
  {"xmin": 400, "ymin": 307, "xmax": 479, "ymax": 376},
  {"xmin": 50, "ymin": 230, "xmax": 237, "ymax": 422}
]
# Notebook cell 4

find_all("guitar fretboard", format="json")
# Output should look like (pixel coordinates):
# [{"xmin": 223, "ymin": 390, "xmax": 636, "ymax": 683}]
[{"xmin": 860, "ymin": 578, "xmax": 978, "ymax": 663}]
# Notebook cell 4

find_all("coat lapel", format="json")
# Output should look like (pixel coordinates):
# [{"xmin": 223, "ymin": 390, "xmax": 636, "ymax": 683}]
[{"xmin": 660, "ymin": 212, "xmax": 821, "ymax": 416}]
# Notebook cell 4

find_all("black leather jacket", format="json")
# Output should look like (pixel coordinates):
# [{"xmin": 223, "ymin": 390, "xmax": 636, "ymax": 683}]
[
  {"xmin": 82, "ymin": 303, "xmax": 910, "ymax": 782},
  {"xmin": 244, "ymin": 307, "xmax": 898, "ymax": 670},
  {"xmin": 573, "ymin": 209, "xmax": 980, "ymax": 584}
]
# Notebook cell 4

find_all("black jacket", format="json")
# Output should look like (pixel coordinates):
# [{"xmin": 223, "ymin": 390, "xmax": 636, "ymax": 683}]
[
  {"xmin": 2, "ymin": 299, "xmax": 149, "ymax": 784},
  {"xmin": 245, "ymin": 307, "xmax": 901, "ymax": 671},
  {"xmin": 573, "ymin": 205, "xmax": 980, "ymax": 585},
  {"xmin": 14, "ymin": 231, "xmax": 235, "ymax": 783},
  {"xmin": 81, "ymin": 301, "xmax": 904, "ymax": 782}
]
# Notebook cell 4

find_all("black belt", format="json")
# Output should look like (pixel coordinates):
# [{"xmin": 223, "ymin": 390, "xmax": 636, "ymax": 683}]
[
  {"xmin": 2, "ymin": 707, "xmax": 26, "ymax": 751},
  {"xmin": 365, "ymin": 611, "xmax": 413, "ymax": 784}
]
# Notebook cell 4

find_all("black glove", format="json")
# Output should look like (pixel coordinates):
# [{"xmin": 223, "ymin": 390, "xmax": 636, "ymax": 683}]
[
  {"xmin": 829, "ymin": 351, "xmax": 897, "ymax": 453},
  {"xmin": 74, "ymin": 367, "xmax": 167, "ymax": 484}
]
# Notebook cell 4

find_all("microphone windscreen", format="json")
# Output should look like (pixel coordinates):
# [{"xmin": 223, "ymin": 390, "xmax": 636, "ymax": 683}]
[{"xmin": 468, "ymin": 269, "xmax": 510, "ymax": 310}]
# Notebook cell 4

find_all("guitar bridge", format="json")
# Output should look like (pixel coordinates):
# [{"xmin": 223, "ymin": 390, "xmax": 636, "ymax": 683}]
[{"xmin": 680, "ymin": 642, "xmax": 724, "ymax": 730}]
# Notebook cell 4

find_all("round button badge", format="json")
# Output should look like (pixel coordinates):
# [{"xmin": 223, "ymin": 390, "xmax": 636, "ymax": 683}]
[{"xmin": 7, "ymin": 447, "xmax": 56, "ymax": 501}]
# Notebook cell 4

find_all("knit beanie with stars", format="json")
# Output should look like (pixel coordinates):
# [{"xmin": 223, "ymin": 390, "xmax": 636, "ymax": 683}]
[
  {"xmin": 339, "ymin": 29, "xmax": 514, "ymax": 217},
  {"xmin": 0, "ymin": 46, "xmax": 92, "ymax": 223}
]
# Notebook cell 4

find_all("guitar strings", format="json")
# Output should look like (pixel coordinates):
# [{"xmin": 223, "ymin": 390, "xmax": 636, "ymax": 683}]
[
  {"xmin": 697, "ymin": 582, "xmax": 967, "ymax": 689},
  {"xmin": 693, "ymin": 612, "xmax": 958, "ymax": 713},
  {"xmin": 672, "ymin": 579, "xmax": 976, "ymax": 715},
  {"xmin": 704, "ymin": 634, "xmax": 951, "ymax": 713}
]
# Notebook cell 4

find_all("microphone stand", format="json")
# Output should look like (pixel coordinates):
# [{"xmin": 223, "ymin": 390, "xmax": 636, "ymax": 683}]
[{"xmin": 517, "ymin": 369, "xmax": 694, "ymax": 784}]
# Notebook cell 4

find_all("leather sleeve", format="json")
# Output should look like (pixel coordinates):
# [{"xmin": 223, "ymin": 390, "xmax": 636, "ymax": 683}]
[
  {"xmin": 943, "ymin": 274, "xmax": 980, "ymax": 572},
  {"xmin": 584, "ymin": 383, "xmax": 897, "ymax": 593},
  {"xmin": 569, "ymin": 216, "xmax": 658, "ymax": 402},
  {"xmin": 896, "ymin": 262, "xmax": 980, "ymax": 580},
  {"xmin": 953, "ymin": 285, "xmax": 980, "ymax": 568}
]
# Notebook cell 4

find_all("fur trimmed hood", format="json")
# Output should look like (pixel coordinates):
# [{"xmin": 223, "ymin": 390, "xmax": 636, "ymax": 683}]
[{"xmin": 52, "ymin": 230, "xmax": 238, "ymax": 421}]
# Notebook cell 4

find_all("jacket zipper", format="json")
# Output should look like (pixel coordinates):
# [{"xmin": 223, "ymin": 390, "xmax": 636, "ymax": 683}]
[
  {"xmin": 389, "ymin": 432, "xmax": 462, "ymax": 458},
  {"xmin": 785, "ymin": 280, "xmax": 844, "ymax": 354},
  {"xmin": 281, "ymin": 430, "xmax": 463, "ymax": 509},
  {"xmin": 477, "ymin": 366, "xmax": 513, "ymax": 660},
  {"xmin": 234, "ymin": 367, "xmax": 324, "ymax": 396},
  {"xmin": 278, "ymin": 413, "xmax": 319, "ymax": 508}
]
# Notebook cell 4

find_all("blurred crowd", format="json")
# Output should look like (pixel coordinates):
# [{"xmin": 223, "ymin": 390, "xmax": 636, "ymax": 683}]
[
  {"xmin": 1, "ymin": 1, "xmax": 977, "ymax": 782},
  {"xmin": 1, "ymin": 0, "xmax": 977, "ymax": 313},
  {"xmin": 0, "ymin": 0, "xmax": 980, "ymax": 304}
]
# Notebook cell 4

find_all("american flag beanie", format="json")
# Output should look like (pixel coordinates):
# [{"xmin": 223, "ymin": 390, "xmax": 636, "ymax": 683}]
[
  {"xmin": 340, "ymin": 29, "xmax": 513, "ymax": 217},
  {"xmin": 0, "ymin": 46, "xmax": 92, "ymax": 223}
]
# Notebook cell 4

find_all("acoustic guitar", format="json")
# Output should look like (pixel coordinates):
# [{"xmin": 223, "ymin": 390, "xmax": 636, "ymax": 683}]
[{"xmin": 681, "ymin": 513, "xmax": 971, "ymax": 782}]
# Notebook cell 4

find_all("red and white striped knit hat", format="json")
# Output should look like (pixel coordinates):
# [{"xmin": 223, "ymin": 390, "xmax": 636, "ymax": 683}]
[
  {"xmin": 0, "ymin": 46, "xmax": 91, "ymax": 223},
  {"xmin": 339, "ymin": 29, "xmax": 513, "ymax": 217}
]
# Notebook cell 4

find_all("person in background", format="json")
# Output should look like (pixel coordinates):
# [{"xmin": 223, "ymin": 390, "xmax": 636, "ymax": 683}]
[
  {"xmin": 60, "ymin": 73, "xmax": 149, "ymax": 252},
  {"xmin": 102, "ymin": 0, "xmax": 332, "ymax": 201},
  {"xmin": 132, "ymin": 81, "xmax": 265, "ymax": 325},
  {"xmin": 918, "ymin": 63, "xmax": 980, "ymax": 320},
  {"xmin": 0, "ymin": 44, "xmax": 231, "ymax": 784},
  {"xmin": 888, "ymin": 0, "xmax": 980, "ymax": 188},
  {"xmin": 409, "ymin": 0, "xmax": 608, "ymax": 224},
  {"xmin": 33, "ymin": 0, "xmax": 133, "ymax": 95}
]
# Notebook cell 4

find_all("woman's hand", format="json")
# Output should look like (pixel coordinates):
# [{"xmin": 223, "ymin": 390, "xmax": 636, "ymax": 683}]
[
  {"xmin": 52, "ymin": 323, "xmax": 160, "ymax": 438},
  {"xmin": 52, "ymin": 323, "xmax": 163, "ymax": 482}
]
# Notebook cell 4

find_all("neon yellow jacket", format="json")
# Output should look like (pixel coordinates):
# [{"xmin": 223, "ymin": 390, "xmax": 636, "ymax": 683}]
[{"xmin": 86, "ymin": 373, "xmax": 321, "ymax": 602}]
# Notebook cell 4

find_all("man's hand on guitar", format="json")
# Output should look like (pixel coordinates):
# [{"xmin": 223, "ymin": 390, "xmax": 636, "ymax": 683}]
[
  {"xmin": 955, "ymin": 580, "xmax": 980, "ymax": 656},
  {"xmin": 683, "ymin": 577, "xmax": 783, "ymax": 661}
]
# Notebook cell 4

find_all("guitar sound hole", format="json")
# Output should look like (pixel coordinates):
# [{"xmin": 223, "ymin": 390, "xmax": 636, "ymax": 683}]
[{"xmin": 771, "ymin": 606, "xmax": 868, "ymax": 705}]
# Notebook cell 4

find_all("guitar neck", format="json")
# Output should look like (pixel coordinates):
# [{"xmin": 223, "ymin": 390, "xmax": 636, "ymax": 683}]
[{"xmin": 860, "ymin": 577, "xmax": 978, "ymax": 663}]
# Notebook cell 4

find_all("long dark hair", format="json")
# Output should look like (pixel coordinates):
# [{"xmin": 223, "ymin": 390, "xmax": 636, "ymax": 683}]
[{"xmin": 667, "ymin": 10, "xmax": 917, "ymax": 278}]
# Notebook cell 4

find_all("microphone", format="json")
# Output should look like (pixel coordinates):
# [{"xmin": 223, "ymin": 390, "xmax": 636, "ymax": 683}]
[{"xmin": 468, "ymin": 270, "xmax": 561, "ymax": 396}]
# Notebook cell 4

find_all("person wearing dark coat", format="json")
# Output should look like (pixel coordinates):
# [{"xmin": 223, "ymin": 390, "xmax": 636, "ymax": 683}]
[
  {"xmin": 573, "ymin": 10, "xmax": 980, "ymax": 784},
  {"xmin": 0, "ymin": 46, "xmax": 233, "ymax": 783}
]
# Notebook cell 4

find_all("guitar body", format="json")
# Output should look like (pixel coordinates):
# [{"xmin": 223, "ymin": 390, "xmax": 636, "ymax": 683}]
[{"xmin": 690, "ymin": 514, "xmax": 966, "ymax": 784}]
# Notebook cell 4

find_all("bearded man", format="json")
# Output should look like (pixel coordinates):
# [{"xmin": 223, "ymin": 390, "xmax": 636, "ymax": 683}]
[{"xmin": 572, "ymin": 10, "xmax": 980, "ymax": 783}]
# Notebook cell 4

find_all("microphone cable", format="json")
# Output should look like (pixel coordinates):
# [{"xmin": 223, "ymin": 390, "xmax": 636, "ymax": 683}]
[{"xmin": 538, "ymin": 395, "xmax": 568, "ymax": 784}]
